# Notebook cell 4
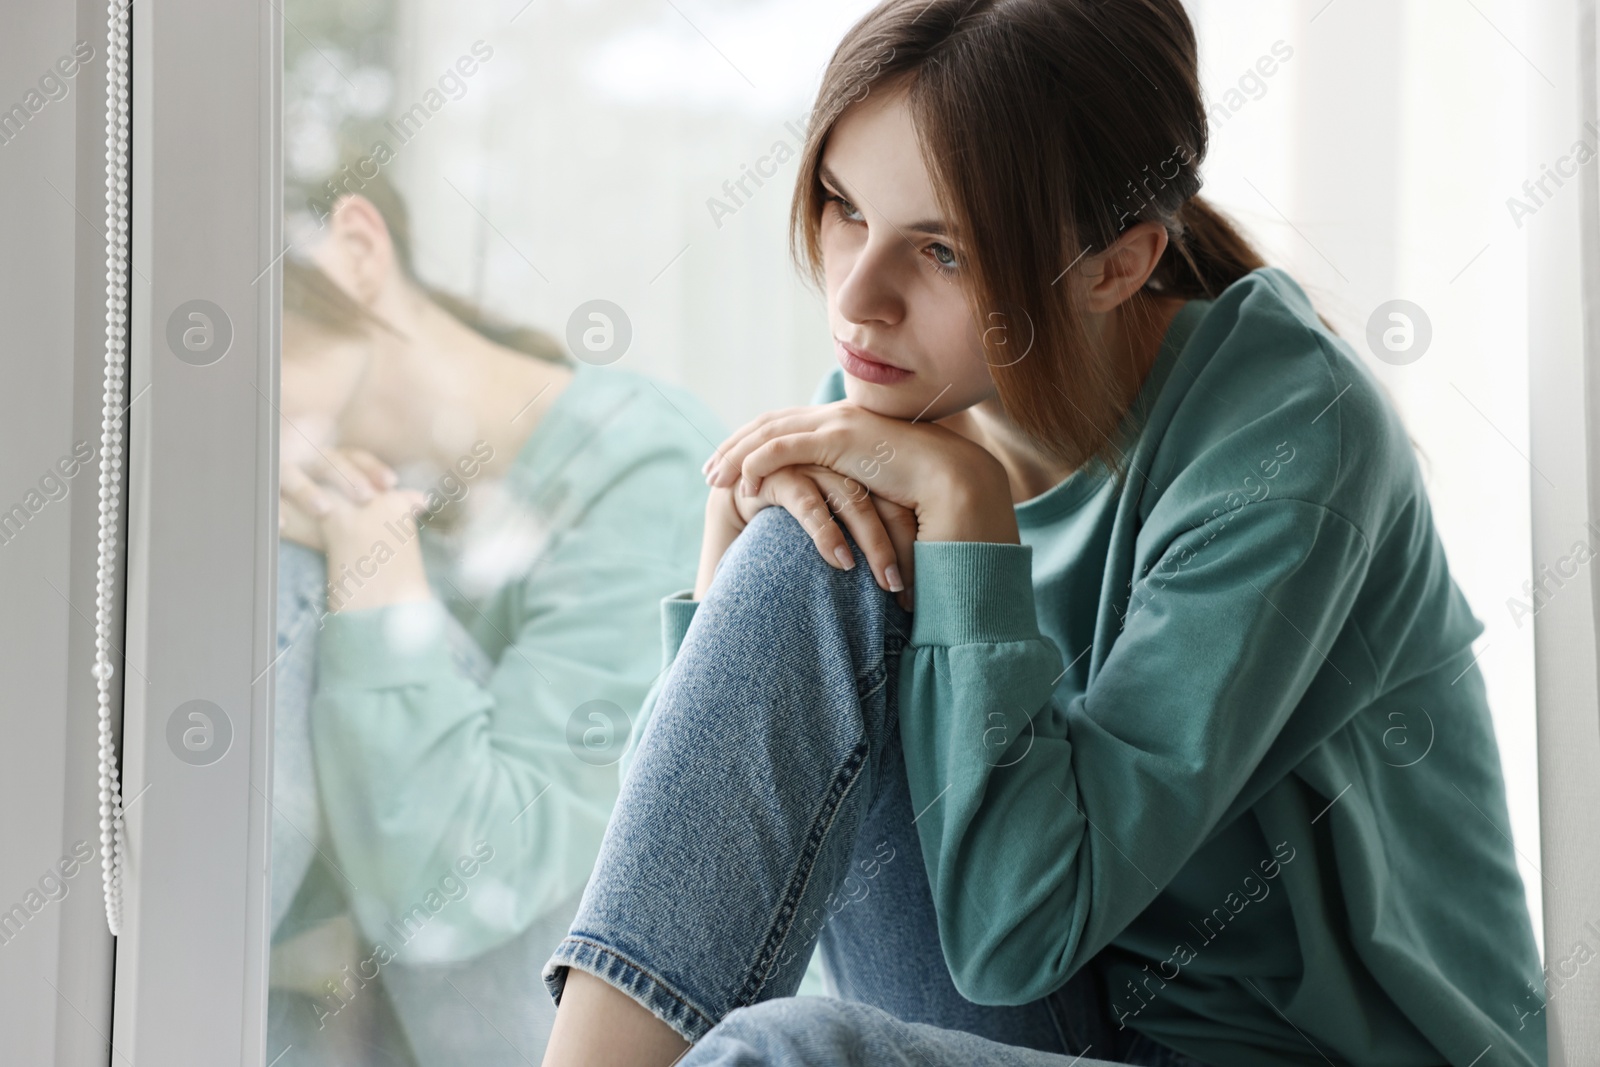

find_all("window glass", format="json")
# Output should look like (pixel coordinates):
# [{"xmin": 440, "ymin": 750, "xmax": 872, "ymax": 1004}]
[{"xmin": 268, "ymin": 2, "xmax": 869, "ymax": 1061}]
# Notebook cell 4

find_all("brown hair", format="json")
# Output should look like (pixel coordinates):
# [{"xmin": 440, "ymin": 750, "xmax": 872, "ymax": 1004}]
[
  {"xmin": 789, "ymin": 0, "xmax": 1273, "ymax": 475},
  {"xmin": 287, "ymin": 165, "xmax": 570, "ymax": 365}
]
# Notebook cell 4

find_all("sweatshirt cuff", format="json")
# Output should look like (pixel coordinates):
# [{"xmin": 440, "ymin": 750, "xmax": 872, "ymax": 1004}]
[
  {"xmin": 660, "ymin": 589, "xmax": 700, "ymax": 668},
  {"xmin": 317, "ymin": 599, "xmax": 460, "ymax": 689},
  {"xmin": 909, "ymin": 541, "xmax": 1042, "ymax": 647}
]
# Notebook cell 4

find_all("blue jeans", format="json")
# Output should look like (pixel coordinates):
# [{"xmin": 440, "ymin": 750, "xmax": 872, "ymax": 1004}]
[{"xmin": 541, "ymin": 507, "xmax": 1208, "ymax": 1067}]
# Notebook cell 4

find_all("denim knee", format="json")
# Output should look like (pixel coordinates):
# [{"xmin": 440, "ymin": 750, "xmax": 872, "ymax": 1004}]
[
  {"xmin": 723, "ymin": 505, "xmax": 867, "ymax": 585},
  {"xmin": 684, "ymin": 997, "xmax": 876, "ymax": 1067},
  {"xmin": 717, "ymin": 505, "xmax": 907, "ymax": 639}
]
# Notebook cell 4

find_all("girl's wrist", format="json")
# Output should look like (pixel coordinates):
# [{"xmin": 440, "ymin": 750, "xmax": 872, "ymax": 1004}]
[
  {"xmin": 916, "ymin": 464, "xmax": 1020, "ymax": 545},
  {"xmin": 322, "ymin": 519, "xmax": 433, "ymax": 611},
  {"xmin": 323, "ymin": 544, "xmax": 432, "ymax": 612},
  {"xmin": 917, "ymin": 509, "xmax": 1021, "ymax": 546}
]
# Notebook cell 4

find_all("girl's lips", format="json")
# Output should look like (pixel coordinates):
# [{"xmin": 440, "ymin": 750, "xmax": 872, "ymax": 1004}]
[{"xmin": 836, "ymin": 340, "xmax": 912, "ymax": 384}]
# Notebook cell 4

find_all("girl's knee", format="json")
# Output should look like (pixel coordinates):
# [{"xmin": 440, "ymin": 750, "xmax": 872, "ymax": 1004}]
[
  {"xmin": 708, "ymin": 506, "xmax": 906, "ymax": 659},
  {"xmin": 728, "ymin": 505, "xmax": 878, "ymax": 598},
  {"xmin": 741, "ymin": 504, "xmax": 831, "ymax": 560},
  {"xmin": 687, "ymin": 997, "xmax": 866, "ymax": 1066}
]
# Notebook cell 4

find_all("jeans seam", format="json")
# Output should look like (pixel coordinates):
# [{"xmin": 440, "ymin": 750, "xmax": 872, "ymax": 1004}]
[
  {"xmin": 858, "ymin": 600, "xmax": 906, "ymax": 703},
  {"xmin": 732, "ymin": 585, "xmax": 896, "ymax": 1011},
  {"xmin": 856, "ymin": 656, "xmax": 889, "ymax": 704},
  {"xmin": 1040, "ymin": 987, "xmax": 1075, "ymax": 1056},
  {"xmin": 728, "ymin": 584, "xmax": 893, "ymax": 1007},
  {"xmin": 735, "ymin": 733, "xmax": 873, "ymax": 1010}
]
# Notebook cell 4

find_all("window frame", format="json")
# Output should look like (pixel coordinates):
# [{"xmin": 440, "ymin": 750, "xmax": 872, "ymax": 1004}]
[
  {"xmin": 105, "ymin": 0, "xmax": 280, "ymax": 1062},
  {"xmin": 1528, "ymin": 0, "xmax": 1600, "ymax": 1052},
  {"xmin": 0, "ymin": 0, "xmax": 122, "ymax": 1061}
]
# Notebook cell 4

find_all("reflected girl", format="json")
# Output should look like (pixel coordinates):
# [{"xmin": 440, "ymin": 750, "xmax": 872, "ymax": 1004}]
[{"xmin": 267, "ymin": 173, "xmax": 723, "ymax": 1065}]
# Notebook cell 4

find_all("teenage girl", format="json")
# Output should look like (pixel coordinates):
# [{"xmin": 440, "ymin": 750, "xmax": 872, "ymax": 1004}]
[
  {"xmin": 536, "ymin": 1, "xmax": 1544, "ymax": 1065},
  {"xmin": 268, "ymin": 172, "xmax": 722, "ymax": 1064}
]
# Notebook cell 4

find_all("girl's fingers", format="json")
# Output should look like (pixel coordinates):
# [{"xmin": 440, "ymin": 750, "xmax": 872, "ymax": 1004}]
[
  {"xmin": 765, "ymin": 467, "xmax": 903, "ymax": 598},
  {"xmin": 868, "ymin": 492, "xmax": 917, "ymax": 612},
  {"xmin": 705, "ymin": 410, "xmax": 825, "ymax": 488},
  {"xmin": 701, "ymin": 416, "xmax": 773, "ymax": 479},
  {"xmin": 754, "ymin": 469, "xmax": 859, "ymax": 574},
  {"xmin": 277, "ymin": 472, "xmax": 329, "ymax": 550},
  {"xmin": 340, "ymin": 447, "xmax": 399, "ymax": 490},
  {"xmin": 703, "ymin": 406, "xmax": 811, "ymax": 474},
  {"xmin": 311, "ymin": 450, "xmax": 378, "ymax": 502},
  {"xmin": 809, "ymin": 466, "xmax": 908, "ymax": 602},
  {"xmin": 736, "ymin": 430, "xmax": 831, "ymax": 494},
  {"xmin": 280, "ymin": 461, "xmax": 334, "ymax": 517},
  {"xmin": 278, "ymin": 497, "xmax": 327, "ymax": 550}
]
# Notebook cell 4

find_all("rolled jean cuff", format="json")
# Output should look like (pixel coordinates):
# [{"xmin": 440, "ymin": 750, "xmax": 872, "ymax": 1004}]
[{"xmin": 542, "ymin": 934, "xmax": 717, "ymax": 1045}]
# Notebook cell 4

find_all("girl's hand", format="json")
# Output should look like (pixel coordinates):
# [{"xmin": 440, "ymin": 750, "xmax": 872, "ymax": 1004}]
[
  {"xmin": 695, "ymin": 463, "xmax": 919, "ymax": 611},
  {"xmin": 700, "ymin": 401, "xmax": 1020, "ymax": 591},
  {"xmin": 279, "ymin": 491, "xmax": 327, "ymax": 551},
  {"xmin": 278, "ymin": 445, "xmax": 397, "ymax": 552},
  {"xmin": 319, "ymin": 488, "xmax": 434, "ymax": 613}
]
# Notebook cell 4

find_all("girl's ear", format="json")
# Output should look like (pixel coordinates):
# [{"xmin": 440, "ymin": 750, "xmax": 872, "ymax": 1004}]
[
  {"xmin": 315, "ymin": 194, "xmax": 398, "ymax": 309},
  {"xmin": 1081, "ymin": 222, "xmax": 1170, "ymax": 313}
]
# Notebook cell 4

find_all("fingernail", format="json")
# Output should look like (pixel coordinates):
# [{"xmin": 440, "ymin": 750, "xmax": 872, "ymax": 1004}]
[
  {"xmin": 833, "ymin": 545, "xmax": 855, "ymax": 569},
  {"xmin": 885, "ymin": 564, "xmax": 903, "ymax": 592},
  {"xmin": 741, "ymin": 478, "xmax": 757, "ymax": 495}
]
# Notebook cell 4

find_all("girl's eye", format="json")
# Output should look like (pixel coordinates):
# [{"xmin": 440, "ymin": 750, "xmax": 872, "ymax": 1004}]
[
  {"xmin": 823, "ymin": 192, "xmax": 862, "ymax": 223},
  {"xmin": 927, "ymin": 243, "xmax": 959, "ymax": 273},
  {"xmin": 824, "ymin": 190, "xmax": 959, "ymax": 274}
]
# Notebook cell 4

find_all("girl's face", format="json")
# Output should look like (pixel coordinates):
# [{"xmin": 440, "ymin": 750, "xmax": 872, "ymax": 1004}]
[
  {"xmin": 818, "ymin": 86, "xmax": 996, "ymax": 422},
  {"xmin": 279, "ymin": 312, "xmax": 372, "ymax": 464}
]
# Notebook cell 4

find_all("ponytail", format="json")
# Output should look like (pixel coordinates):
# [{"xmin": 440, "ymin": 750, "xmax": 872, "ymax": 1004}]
[
  {"xmin": 1156, "ymin": 196, "xmax": 1342, "ymax": 336},
  {"xmin": 1150, "ymin": 195, "xmax": 1266, "ymax": 301}
]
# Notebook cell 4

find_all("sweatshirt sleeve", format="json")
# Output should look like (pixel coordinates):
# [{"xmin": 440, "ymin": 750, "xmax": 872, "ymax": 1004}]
[
  {"xmin": 810, "ymin": 366, "xmax": 847, "ymax": 404},
  {"xmin": 309, "ymin": 465, "xmax": 703, "ymax": 964},
  {"xmin": 898, "ymin": 497, "xmax": 1372, "ymax": 1005},
  {"xmin": 617, "ymin": 589, "xmax": 700, "ymax": 783}
]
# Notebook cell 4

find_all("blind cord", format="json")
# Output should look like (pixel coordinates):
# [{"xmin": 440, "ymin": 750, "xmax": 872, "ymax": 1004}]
[{"xmin": 97, "ymin": 0, "xmax": 132, "ymax": 937}]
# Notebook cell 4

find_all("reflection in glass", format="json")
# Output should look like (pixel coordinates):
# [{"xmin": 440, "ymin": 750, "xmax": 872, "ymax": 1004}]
[{"xmin": 266, "ymin": 170, "xmax": 723, "ymax": 1064}]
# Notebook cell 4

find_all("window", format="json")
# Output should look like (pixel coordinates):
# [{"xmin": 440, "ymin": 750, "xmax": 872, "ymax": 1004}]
[{"xmin": 4, "ymin": 0, "xmax": 1596, "ymax": 1062}]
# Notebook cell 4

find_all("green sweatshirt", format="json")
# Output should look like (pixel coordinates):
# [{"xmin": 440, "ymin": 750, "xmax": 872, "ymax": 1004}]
[
  {"xmin": 308, "ymin": 359, "xmax": 723, "ymax": 963},
  {"xmin": 623, "ymin": 268, "xmax": 1545, "ymax": 1066}
]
